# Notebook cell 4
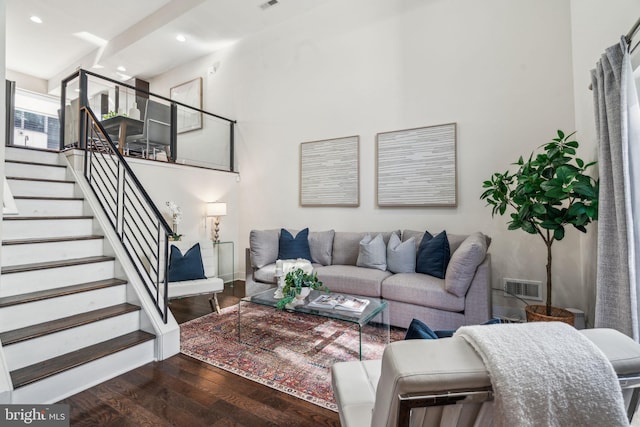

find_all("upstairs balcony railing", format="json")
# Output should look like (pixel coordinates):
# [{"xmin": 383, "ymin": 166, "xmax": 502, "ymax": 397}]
[{"xmin": 60, "ymin": 69, "xmax": 236, "ymax": 172}]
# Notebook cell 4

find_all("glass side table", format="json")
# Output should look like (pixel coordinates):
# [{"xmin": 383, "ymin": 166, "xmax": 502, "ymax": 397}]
[{"xmin": 213, "ymin": 241, "xmax": 234, "ymax": 285}]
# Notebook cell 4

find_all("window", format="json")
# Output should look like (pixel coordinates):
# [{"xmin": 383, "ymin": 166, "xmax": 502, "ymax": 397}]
[{"xmin": 12, "ymin": 88, "xmax": 61, "ymax": 149}]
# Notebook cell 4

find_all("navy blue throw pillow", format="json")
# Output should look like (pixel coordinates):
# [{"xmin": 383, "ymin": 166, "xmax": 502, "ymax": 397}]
[
  {"xmin": 168, "ymin": 243, "xmax": 206, "ymax": 282},
  {"xmin": 405, "ymin": 318, "xmax": 504, "ymax": 340},
  {"xmin": 278, "ymin": 228, "xmax": 312, "ymax": 261},
  {"xmin": 415, "ymin": 230, "xmax": 450, "ymax": 279},
  {"xmin": 404, "ymin": 319, "xmax": 438, "ymax": 340}
]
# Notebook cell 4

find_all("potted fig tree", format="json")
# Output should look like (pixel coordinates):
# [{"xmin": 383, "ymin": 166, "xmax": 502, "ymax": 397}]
[{"xmin": 480, "ymin": 130, "xmax": 598, "ymax": 323}]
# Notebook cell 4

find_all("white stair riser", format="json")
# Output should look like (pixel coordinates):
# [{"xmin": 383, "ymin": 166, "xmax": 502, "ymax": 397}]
[
  {"xmin": 4, "ymin": 311, "xmax": 141, "ymax": 371},
  {"xmin": 7, "ymin": 179, "xmax": 76, "ymax": 198},
  {"xmin": 13, "ymin": 198, "xmax": 84, "ymax": 217},
  {"xmin": 2, "ymin": 239, "xmax": 103, "ymax": 266},
  {"xmin": 1, "ymin": 261, "xmax": 116, "ymax": 297},
  {"xmin": 10, "ymin": 340, "xmax": 155, "ymax": 404},
  {"xmin": 5, "ymin": 162, "xmax": 67, "ymax": 181},
  {"xmin": 3, "ymin": 218, "xmax": 93, "ymax": 239},
  {"xmin": 0, "ymin": 285, "xmax": 127, "ymax": 332},
  {"xmin": 5, "ymin": 148, "xmax": 62, "ymax": 165}
]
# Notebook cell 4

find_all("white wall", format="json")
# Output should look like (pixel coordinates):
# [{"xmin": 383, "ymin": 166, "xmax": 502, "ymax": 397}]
[
  {"xmin": 152, "ymin": 0, "xmax": 584, "ymax": 316},
  {"xmin": 6, "ymin": 69, "xmax": 47, "ymax": 94},
  {"xmin": 127, "ymin": 159, "xmax": 240, "ymax": 279},
  {"xmin": 570, "ymin": 0, "xmax": 640, "ymax": 326}
]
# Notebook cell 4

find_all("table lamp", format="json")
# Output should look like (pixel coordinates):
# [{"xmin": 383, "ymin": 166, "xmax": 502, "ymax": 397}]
[{"xmin": 206, "ymin": 202, "xmax": 227, "ymax": 242}]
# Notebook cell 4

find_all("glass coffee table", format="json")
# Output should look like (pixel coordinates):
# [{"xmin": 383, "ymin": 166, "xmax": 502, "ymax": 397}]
[{"xmin": 238, "ymin": 288, "xmax": 390, "ymax": 360}]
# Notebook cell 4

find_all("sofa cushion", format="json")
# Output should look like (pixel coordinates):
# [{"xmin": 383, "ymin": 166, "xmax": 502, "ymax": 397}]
[
  {"xmin": 254, "ymin": 263, "xmax": 278, "ymax": 284},
  {"xmin": 381, "ymin": 273, "xmax": 465, "ymax": 312},
  {"xmin": 445, "ymin": 232, "xmax": 489, "ymax": 297},
  {"xmin": 332, "ymin": 231, "xmax": 398, "ymax": 266},
  {"xmin": 416, "ymin": 231, "xmax": 450, "ymax": 279},
  {"xmin": 168, "ymin": 243, "xmax": 206, "ymax": 282},
  {"xmin": 356, "ymin": 234, "xmax": 387, "ymax": 271},
  {"xmin": 315, "ymin": 265, "xmax": 391, "ymax": 297},
  {"xmin": 278, "ymin": 228, "xmax": 312, "ymax": 261},
  {"xmin": 250, "ymin": 229, "xmax": 279, "ymax": 268},
  {"xmin": 387, "ymin": 232, "xmax": 416, "ymax": 274}
]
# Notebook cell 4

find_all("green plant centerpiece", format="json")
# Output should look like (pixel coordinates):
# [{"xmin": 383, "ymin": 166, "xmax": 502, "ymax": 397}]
[
  {"xmin": 480, "ymin": 130, "xmax": 598, "ymax": 320},
  {"xmin": 276, "ymin": 268, "xmax": 329, "ymax": 310}
]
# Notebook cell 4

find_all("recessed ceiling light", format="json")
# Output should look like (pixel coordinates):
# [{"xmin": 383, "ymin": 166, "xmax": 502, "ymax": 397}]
[
  {"xmin": 117, "ymin": 66, "xmax": 126, "ymax": 72},
  {"xmin": 30, "ymin": 16, "xmax": 42, "ymax": 24},
  {"xmin": 176, "ymin": 34, "xmax": 186, "ymax": 42}
]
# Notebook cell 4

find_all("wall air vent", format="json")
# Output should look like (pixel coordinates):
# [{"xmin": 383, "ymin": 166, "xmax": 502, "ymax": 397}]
[
  {"xmin": 503, "ymin": 278, "xmax": 542, "ymax": 301},
  {"xmin": 260, "ymin": 0, "xmax": 279, "ymax": 10}
]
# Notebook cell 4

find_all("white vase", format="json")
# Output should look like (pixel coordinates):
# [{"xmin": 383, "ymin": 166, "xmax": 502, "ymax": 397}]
[{"xmin": 288, "ymin": 287, "xmax": 311, "ymax": 308}]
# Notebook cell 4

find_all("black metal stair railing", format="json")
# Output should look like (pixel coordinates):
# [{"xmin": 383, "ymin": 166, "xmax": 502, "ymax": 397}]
[{"xmin": 80, "ymin": 106, "xmax": 172, "ymax": 323}]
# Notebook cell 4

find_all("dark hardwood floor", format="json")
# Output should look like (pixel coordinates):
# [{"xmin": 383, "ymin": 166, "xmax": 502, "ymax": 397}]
[{"xmin": 59, "ymin": 281, "xmax": 341, "ymax": 426}]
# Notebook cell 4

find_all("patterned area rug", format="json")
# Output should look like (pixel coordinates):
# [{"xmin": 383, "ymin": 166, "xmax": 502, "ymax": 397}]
[{"xmin": 180, "ymin": 304, "xmax": 405, "ymax": 411}]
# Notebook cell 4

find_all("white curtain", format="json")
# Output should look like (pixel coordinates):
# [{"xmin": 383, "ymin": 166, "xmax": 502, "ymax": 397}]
[{"xmin": 592, "ymin": 37, "xmax": 640, "ymax": 340}]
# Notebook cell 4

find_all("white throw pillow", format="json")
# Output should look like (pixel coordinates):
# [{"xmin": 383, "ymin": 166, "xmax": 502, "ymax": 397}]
[
  {"xmin": 387, "ymin": 232, "xmax": 416, "ymax": 273},
  {"xmin": 356, "ymin": 234, "xmax": 387, "ymax": 271}
]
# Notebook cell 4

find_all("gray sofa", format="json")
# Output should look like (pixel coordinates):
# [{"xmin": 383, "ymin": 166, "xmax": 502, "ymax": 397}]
[{"xmin": 245, "ymin": 229, "xmax": 492, "ymax": 329}]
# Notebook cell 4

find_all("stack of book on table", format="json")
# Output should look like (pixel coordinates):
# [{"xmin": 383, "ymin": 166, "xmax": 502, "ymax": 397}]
[{"xmin": 307, "ymin": 293, "xmax": 370, "ymax": 313}]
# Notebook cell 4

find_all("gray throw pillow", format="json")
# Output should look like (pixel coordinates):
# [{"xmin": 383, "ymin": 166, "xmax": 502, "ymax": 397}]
[
  {"xmin": 387, "ymin": 232, "xmax": 416, "ymax": 273},
  {"xmin": 445, "ymin": 232, "xmax": 488, "ymax": 297},
  {"xmin": 249, "ymin": 229, "xmax": 279, "ymax": 269},
  {"xmin": 309, "ymin": 230, "xmax": 335, "ymax": 266},
  {"xmin": 356, "ymin": 234, "xmax": 387, "ymax": 271}
]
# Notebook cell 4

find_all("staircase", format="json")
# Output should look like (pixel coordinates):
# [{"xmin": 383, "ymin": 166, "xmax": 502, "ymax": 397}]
[{"xmin": 0, "ymin": 146, "xmax": 157, "ymax": 403}]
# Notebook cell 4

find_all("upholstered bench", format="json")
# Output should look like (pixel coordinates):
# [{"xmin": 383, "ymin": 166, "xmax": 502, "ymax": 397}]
[
  {"xmin": 167, "ymin": 241, "xmax": 224, "ymax": 313},
  {"xmin": 331, "ymin": 327, "xmax": 640, "ymax": 427}
]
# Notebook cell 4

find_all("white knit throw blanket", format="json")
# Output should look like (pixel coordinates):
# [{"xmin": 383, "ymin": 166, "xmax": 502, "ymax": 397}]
[{"xmin": 454, "ymin": 322, "xmax": 628, "ymax": 427}]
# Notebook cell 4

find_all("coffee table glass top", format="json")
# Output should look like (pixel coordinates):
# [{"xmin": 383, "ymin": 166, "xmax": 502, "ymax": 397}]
[
  {"xmin": 241, "ymin": 288, "xmax": 388, "ymax": 327},
  {"xmin": 239, "ymin": 288, "xmax": 390, "ymax": 360}
]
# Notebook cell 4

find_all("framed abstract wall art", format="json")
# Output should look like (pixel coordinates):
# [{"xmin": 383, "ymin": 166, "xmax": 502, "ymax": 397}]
[
  {"xmin": 300, "ymin": 135, "xmax": 359, "ymax": 207},
  {"xmin": 376, "ymin": 123, "xmax": 457, "ymax": 207}
]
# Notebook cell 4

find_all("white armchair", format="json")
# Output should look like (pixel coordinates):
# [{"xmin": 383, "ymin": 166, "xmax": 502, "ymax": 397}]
[
  {"xmin": 332, "ymin": 327, "xmax": 640, "ymax": 427},
  {"xmin": 167, "ymin": 241, "xmax": 224, "ymax": 313}
]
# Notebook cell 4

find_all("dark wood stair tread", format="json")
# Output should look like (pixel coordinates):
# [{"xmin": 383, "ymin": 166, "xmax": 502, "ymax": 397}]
[
  {"xmin": 6, "ymin": 176, "xmax": 75, "ymax": 184},
  {"xmin": 2, "ymin": 255, "xmax": 115, "ymax": 274},
  {"xmin": 0, "ymin": 303, "xmax": 141, "ymax": 345},
  {"xmin": 0, "ymin": 278, "xmax": 128, "ymax": 308},
  {"xmin": 10, "ymin": 330, "xmax": 155, "ymax": 389},
  {"xmin": 3, "ymin": 215, "xmax": 93, "ymax": 221},
  {"xmin": 3, "ymin": 235, "xmax": 103, "ymax": 246},
  {"xmin": 6, "ymin": 159, "xmax": 67, "ymax": 168}
]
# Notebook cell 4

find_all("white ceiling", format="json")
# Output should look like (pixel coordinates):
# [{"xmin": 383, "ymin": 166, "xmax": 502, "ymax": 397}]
[{"xmin": 6, "ymin": 0, "xmax": 329, "ymax": 90}]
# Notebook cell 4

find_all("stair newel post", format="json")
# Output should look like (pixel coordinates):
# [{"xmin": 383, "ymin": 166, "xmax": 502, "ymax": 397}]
[
  {"xmin": 78, "ymin": 71, "xmax": 89, "ymax": 151},
  {"xmin": 59, "ymin": 79, "xmax": 67, "ymax": 151},
  {"xmin": 170, "ymin": 103, "xmax": 177, "ymax": 163}
]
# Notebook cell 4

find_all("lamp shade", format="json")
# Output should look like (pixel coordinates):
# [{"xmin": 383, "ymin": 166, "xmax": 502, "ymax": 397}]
[{"xmin": 207, "ymin": 202, "xmax": 227, "ymax": 217}]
